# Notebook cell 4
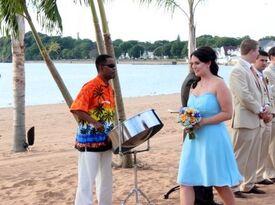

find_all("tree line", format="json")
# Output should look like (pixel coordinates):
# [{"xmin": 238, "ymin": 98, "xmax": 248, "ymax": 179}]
[{"xmin": 1, "ymin": 32, "xmax": 274, "ymax": 62}]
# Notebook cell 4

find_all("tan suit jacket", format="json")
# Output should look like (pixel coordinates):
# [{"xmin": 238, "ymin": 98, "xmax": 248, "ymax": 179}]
[
  {"xmin": 264, "ymin": 64, "xmax": 275, "ymax": 119},
  {"xmin": 230, "ymin": 60, "xmax": 264, "ymax": 129},
  {"xmin": 263, "ymin": 64, "xmax": 275, "ymax": 179},
  {"xmin": 229, "ymin": 59, "xmax": 265, "ymax": 191}
]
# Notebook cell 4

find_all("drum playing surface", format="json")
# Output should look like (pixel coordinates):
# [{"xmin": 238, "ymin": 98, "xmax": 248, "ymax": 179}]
[{"xmin": 108, "ymin": 109, "xmax": 163, "ymax": 154}]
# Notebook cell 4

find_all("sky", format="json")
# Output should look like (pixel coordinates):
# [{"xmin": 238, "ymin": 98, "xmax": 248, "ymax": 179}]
[{"xmin": 25, "ymin": 0, "xmax": 275, "ymax": 42}]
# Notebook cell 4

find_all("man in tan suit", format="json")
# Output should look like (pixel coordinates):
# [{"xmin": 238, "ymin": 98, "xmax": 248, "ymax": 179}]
[
  {"xmin": 263, "ymin": 46, "xmax": 275, "ymax": 182},
  {"xmin": 253, "ymin": 50, "xmax": 273, "ymax": 185},
  {"xmin": 229, "ymin": 39, "xmax": 270, "ymax": 197}
]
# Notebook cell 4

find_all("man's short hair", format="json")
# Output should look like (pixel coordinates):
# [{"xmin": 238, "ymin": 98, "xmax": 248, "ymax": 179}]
[
  {"xmin": 240, "ymin": 39, "xmax": 258, "ymax": 55},
  {"xmin": 257, "ymin": 50, "xmax": 268, "ymax": 59},
  {"xmin": 268, "ymin": 47, "xmax": 275, "ymax": 60},
  {"xmin": 95, "ymin": 54, "xmax": 113, "ymax": 72}
]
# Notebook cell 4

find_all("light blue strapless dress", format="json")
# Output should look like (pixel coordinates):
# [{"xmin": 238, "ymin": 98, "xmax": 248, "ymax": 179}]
[{"xmin": 177, "ymin": 92, "xmax": 243, "ymax": 186}]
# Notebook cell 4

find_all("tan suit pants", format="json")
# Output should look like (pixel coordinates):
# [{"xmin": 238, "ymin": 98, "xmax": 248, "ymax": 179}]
[
  {"xmin": 232, "ymin": 127, "xmax": 262, "ymax": 192},
  {"xmin": 256, "ymin": 123, "xmax": 271, "ymax": 182},
  {"xmin": 264, "ymin": 121, "xmax": 275, "ymax": 179}
]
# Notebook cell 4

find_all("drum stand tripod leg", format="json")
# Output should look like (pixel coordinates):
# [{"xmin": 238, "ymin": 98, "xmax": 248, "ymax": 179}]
[{"xmin": 121, "ymin": 151, "xmax": 153, "ymax": 205}]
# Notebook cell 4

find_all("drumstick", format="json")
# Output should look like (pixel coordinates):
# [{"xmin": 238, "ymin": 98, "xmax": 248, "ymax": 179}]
[{"xmin": 167, "ymin": 109, "xmax": 179, "ymax": 114}]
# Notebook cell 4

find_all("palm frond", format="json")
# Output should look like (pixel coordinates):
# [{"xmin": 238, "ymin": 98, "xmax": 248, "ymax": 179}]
[
  {"xmin": 135, "ymin": 0, "xmax": 177, "ymax": 13},
  {"xmin": 0, "ymin": 0, "xmax": 24, "ymax": 37},
  {"xmin": 75, "ymin": 0, "xmax": 89, "ymax": 6},
  {"xmin": 31, "ymin": 0, "xmax": 63, "ymax": 34}
]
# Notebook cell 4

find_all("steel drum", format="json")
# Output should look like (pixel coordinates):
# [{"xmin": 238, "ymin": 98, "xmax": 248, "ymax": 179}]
[{"xmin": 108, "ymin": 109, "xmax": 163, "ymax": 154}]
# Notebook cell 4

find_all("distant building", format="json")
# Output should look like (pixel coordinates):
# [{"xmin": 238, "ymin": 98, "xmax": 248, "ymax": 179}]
[
  {"xmin": 214, "ymin": 46, "xmax": 239, "ymax": 65},
  {"xmin": 223, "ymin": 46, "xmax": 239, "ymax": 56}
]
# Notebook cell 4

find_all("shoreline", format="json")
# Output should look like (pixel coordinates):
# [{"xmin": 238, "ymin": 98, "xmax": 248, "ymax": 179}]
[
  {"xmin": 0, "ymin": 93, "xmax": 180, "ymax": 109},
  {"xmin": 2, "ymin": 58, "xmax": 235, "ymax": 66},
  {"xmin": 24, "ymin": 59, "xmax": 188, "ymax": 65}
]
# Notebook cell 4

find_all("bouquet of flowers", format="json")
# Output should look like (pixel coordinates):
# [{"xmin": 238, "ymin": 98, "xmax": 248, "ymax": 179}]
[{"xmin": 178, "ymin": 107, "xmax": 202, "ymax": 140}]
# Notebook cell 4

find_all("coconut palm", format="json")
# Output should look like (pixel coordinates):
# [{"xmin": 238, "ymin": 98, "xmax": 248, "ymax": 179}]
[
  {"xmin": 137, "ymin": 0, "xmax": 203, "ymax": 58},
  {"xmin": 88, "ymin": 0, "xmax": 106, "ymax": 54},
  {"xmin": 79, "ymin": 0, "xmax": 126, "ymax": 124},
  {"xmin": 0, "ymin": 1, "xmax": 27, "ymax": 152},
  {"xmin": 11, "ymin": 15, "xmax": 26, "ymax": 152},
  {"xmin": 77, "ymin": 0, "xmax": 131, "ymax": 167},
  {"xmin": 96, "ymin": 0, "xmax": 126, "ymax": 122},
  {"xmin": 0, "ymin": 0, "xmax": 73, "ymax": 107},
  {"xmin": 0, "ymin": 0, "xmax": 73, "ymax": 151},
  {"xmin": 23, "ymin": 0, "xmax": 73, "ymax": 107},
  {"xmin": 96, "ymin": 0, "xmax": 132, "ymax": 168}
]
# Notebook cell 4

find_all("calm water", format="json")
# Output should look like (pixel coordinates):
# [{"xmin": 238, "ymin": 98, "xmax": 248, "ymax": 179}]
[{"xmin": 0, "ymin": 63, "xmax": 233, "ymax": 108}]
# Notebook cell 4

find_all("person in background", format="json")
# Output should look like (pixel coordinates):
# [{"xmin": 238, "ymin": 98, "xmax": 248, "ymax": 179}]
[
  {"xmin": 263, "ymin": 46, "xmax": 275, "ymax": 182},
  {"xmin": 177, "ymin": 46, "xmax": 242, "ymax": 205},
  {"xmin": 71, "ymin": 54, "xmax": 116, "ymax": 205},
  {"xmin": 181, "ymin": 72, "xmax": 222, "ymax": 205},
  {"xmin": 229, "ymin": 39, "xmax": 270, "ymax": 197},
  {"xmin": 253, "ymin": 50, "xmax": 273, "ymax": 185}
]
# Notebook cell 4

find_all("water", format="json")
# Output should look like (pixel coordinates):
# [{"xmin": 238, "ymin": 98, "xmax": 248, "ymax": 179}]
[{"xmin": 0, "ymin": 63, "xmax": 233, "ymax": 108}]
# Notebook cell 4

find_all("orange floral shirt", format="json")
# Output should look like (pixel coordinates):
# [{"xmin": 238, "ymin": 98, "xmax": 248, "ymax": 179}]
[{"xmin": 70, "ymin": 76, "xmax": 115, "ymax": 151}]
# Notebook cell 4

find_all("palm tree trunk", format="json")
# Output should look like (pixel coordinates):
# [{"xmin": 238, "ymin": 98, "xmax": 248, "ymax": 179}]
[
  {"xmin": 97, "ymin": 0, "xmax": 132, "ymax": 168},
  {"xmin": 188, "ymin": 0, "xmax": 196, "ymax": 58},
  {"xmin": 88, "ymin": 0, "xmax": 106, "ymax": 54},
  {"xmin": 12, "ymin": 14, "xmax": 26, "ymax": 152},
  {"xmin": 97, "ymin": 0, "xmax": 126, "ymax": 122},
  {"xmin": 22, "ymin": 3, "xmax": 73, "ymax": 108}
]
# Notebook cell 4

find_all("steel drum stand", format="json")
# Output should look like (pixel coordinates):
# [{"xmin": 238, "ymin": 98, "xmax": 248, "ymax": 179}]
[{"xmin": 120, "ymin": 140, "xmax": 153, "ymax": 205}]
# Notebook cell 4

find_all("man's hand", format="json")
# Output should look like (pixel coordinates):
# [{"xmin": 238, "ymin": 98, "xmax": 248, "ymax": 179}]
[
  {"xmin": 259, "ymin": 106, "xmax": 272, "ymax": 123},
  {"xmin": 92, "ymin": 121, "xmax": 104, "ymax": 132}
]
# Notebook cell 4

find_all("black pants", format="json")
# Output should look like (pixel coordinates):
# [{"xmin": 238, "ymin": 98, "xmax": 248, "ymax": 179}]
[{"xmin": 194, "ymin": 186, "xmax": 214, "ymax": 205}]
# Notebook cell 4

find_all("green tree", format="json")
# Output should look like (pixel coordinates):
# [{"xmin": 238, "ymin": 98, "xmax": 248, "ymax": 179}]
[
  {"xmin": 260, "ymin": 36, "xmax": 275, "ymax": 41},
  {"xmin": 181, "ymin": 42, "xmax": 188, "ymax": 58},
  {"xmin": 0, "ymin": 37, "xmax": 11, "ymax": 62},
  {"xmin": 129, "ymin": 44, "xmax": 144, "ymax": 58},
  {"xmin": 153, "ymin": 46, "xmax": 164, "ymax": 57},
  {"xmin": 163, "ymin": 43, "xmax": 172, "ymax": 57},
  {"xmin": 114, "ymin": 45, "xmax": 122, "ymax": 59},
  {"xmin": 119, "ymin": 41, "xmax": 136, "ymax": 56},
  {"xmin": 113, "ymin": 39, "xmax": 123, "ymax": 47},
  {"xmin": 171, "ymin": 36, "xmax": 184, "ymax": 58}
]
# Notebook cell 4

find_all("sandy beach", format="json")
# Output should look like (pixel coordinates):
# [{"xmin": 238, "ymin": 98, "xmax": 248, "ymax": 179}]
[{"xmin": 1, "ymin": 93, "xmax": 275, "ymax": 205}]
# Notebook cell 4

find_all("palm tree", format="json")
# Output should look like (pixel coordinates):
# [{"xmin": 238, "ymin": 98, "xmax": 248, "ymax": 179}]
[
  {"xmin": 77, "ymin": 0, "xmax": 131, "ymax": 167},
  {"xmin": 79, "ymin": 0, "xmax": 125, "ymax": 123},
  {"xmin": 23, "ymin": 1, "xmax": 73, "ymax": 107},
  {"xmin": 96, "ymin": 0, "xmax": 131, "ymax": 168},
  {"xmin": 96, "ymin": 0, "xmax": 126, "ymax": 123},
  {"xmin": 88, "ymin": 0, "xmax": 106, "ymax": 54},
  {"xmin": 137, "ymin": 0, "xmax": 203, "ymax": 58},
  {"xmin": 11, "ymin": 15, "xmax": 27, "ymax": 152},
  {"xmin": 0, "ymin": 0, "xmax": 74, "ymax": 151},
  {"xmin": 0, "ymin": 0, "xmax": 73, "ymax": 106}
]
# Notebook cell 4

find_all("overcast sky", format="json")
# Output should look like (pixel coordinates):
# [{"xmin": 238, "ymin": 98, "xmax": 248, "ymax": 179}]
[{"xmin": 25, "ymin": 0, "xmax": 275, "ymax": 42}]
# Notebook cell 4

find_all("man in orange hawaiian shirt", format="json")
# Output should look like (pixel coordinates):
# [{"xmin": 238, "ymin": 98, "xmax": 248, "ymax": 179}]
[{"xmin": 71, "ymin": 54, "xmax": 116, "ymax": 205}]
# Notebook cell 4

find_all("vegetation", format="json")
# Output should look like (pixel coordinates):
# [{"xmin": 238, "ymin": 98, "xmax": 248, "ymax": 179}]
[
  {"xmin": 0, "ymin": 0, "xmax": 73, "ymax": 152},
  {"xmin": 1, "ymin": 33, "xmax": 275, "ymax": 62}
]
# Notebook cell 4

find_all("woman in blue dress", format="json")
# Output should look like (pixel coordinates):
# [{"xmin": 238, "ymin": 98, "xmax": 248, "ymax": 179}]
[{"xmin": 177, "ymin": 47, "xmax": 243, "ymax": 205}]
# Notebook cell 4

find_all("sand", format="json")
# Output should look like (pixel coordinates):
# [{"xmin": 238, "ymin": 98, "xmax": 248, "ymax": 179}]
[{"xmin": 1, "ymin": 93, "xmax": 275, "ymax": 205}]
